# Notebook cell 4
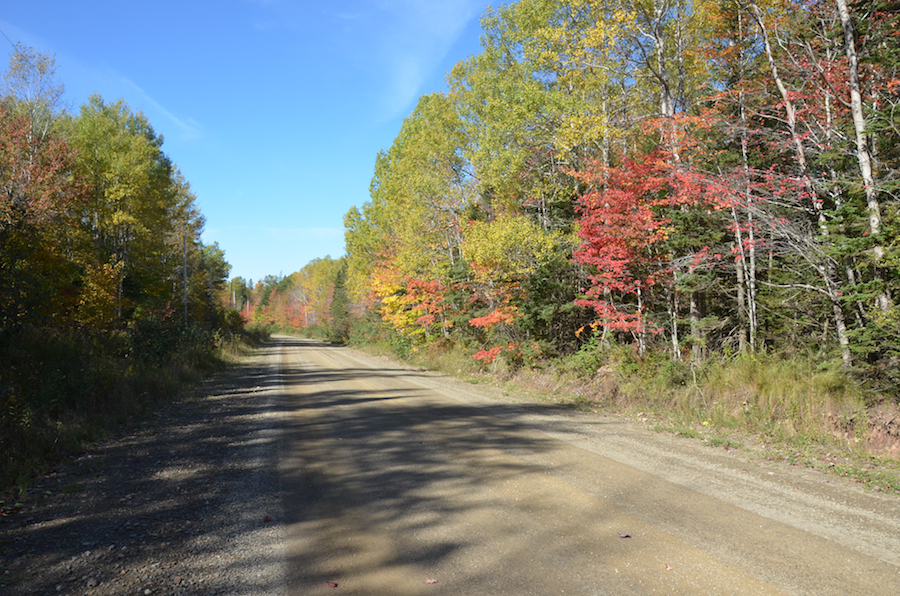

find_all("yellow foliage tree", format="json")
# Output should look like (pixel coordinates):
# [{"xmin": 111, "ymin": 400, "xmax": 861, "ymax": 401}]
[
  {"xmin": 75, "ymin": 260, "xmax": 123, "ymax": 331},
  {"xmin": 462, "ymin": 214, "xmax": 571, "ymax": 332}
]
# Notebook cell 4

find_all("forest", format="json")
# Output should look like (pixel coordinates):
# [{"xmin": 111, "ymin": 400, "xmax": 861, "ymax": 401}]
[
  {"xmin": 344, "ymin": 0, "xmax": 900, "ymax": 373},
  {"xmin": 6, "ymin": 0, "xmax": 898, "ymax": 485},
  {"xmin": 252, "ymin": 0, "xmax": 900, "ymax": 464},
  {"xmin": 0, "ymin": 45, "xmax": 237, "ymax": 485}
]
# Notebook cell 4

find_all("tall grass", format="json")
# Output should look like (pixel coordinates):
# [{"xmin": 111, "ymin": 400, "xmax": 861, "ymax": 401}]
[
  {"xmin": 349, "ymin": 320, "xmax": 884, "ymax": 459},
  {"xmin": 694, "ymin": 355, "xmax": 864, "ymax": 443},
  {"xmin": 0, "ymin": 322, "xmax": 255, "ymax": 488},
  {"xmin": 548, "ymin": 344, "xmax": 876, "ymax": 453}
]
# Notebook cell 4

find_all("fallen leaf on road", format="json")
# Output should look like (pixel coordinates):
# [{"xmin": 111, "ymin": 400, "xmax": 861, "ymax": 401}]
[
  {"xmin": 425, "ymin": 578, "xmax": 438, "ymax": 584},
  {"xmin": 324, "ymin": 581, "xmax": 338, "ymax": 588}
]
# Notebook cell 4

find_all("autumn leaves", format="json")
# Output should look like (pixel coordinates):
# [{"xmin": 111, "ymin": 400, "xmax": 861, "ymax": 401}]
[
  {"xmin": 341, "ymin": 0, "xmax": 899, "ymax": 375},
  {"xmin": 1, "ymin": 47, "xmax": 228, "ymax": 334}
]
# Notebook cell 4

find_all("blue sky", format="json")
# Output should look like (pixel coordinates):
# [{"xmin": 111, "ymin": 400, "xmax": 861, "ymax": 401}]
[{"xmin": 1, "ymin": 1, "xmax": 495, "ymax": 283}]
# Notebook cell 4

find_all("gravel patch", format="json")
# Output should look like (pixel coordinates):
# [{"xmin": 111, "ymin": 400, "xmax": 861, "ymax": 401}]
[
  {"xmin": 4, "ymin": 339, "xmax": 899, "ymax": 594},
  {"xmin": 0, "ymin": 346, "xmax": 286, "ymax": 596}
]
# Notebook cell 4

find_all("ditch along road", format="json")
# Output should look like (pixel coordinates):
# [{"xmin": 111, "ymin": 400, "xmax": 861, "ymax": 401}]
[{"xmin": 275, "ymin": 336, "xmax": 900, "ymax": 595}]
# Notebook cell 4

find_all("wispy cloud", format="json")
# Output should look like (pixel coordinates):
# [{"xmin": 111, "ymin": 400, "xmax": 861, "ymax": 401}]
[
  {"xmin": 240, "ymin": 1, "xmax": 483, "ymax": 119},
  {"xmin": 0, "ymin": 20, "xmax": 202, "ymax": 140},
  {"xmin": 319, "ymin": 1, "xmax": 483, "ymax": 120},
  {"xmin": 374, "ymin": 0, "xmax": 482, "ymax": 118},
  {"xmin": 121, "ymin": 78, "xmax": 202, "ymax": 141}
]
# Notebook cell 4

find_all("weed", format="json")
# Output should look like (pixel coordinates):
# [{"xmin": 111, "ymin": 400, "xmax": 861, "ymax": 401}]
[
  {"xmin": 706, "ymin": 435, "xmax": 743, "ymax": 450},
  {"xmin": 830, "ymin": 465, "xmax": 900, "ymax": 492},
  {"xmin": 0, "ymin": 324, "xmax": 257, "ymax": 489},
  {"xmin": 653, "ymin": 421, "xmax": 701, "ymax": 439}
]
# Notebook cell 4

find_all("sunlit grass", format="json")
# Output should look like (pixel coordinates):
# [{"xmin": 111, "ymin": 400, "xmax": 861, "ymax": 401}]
[{"xmin": 323, "ymin": 323, "xmax": 900, "ymax": 492}]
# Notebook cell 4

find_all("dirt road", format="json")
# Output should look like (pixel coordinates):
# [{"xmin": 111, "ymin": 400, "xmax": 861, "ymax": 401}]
[
  {"xmin": 276, "ymin": 337, "xmax": 900, "ymax": 595},
  {"xmin": 3, "ymin": 336, "xmax": 898, "ymax": 595}
]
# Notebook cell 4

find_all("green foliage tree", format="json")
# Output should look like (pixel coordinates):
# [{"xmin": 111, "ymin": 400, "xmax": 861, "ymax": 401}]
[
  {"xmin": 346, "ymin": 93, "xmax": 471, "ymax": 290},
  {"xmin": 0, "ymin": 46, "xmax": 81, "ymax": 332},
  {"xmin": 0, "ymin": 44, "xmax": 234, "ymax": 485},
  {"xmin": 71, "ymin": 95, "xmax": 208, "ymax": 323},
  {"xmin": 330, "ymin": 260, "xmax": 350, "ymax": 343}
]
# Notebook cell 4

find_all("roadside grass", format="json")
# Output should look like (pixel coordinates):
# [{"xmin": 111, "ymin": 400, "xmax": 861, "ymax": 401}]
[
  {"xmin": 0, "ymin": 325, "xmax": 265, "ymax": 490},
  {"xmin": 597, "ymin": 352, "xmax": 900, "ymax": 492},
  {"xmin": 353, "ymin": 332, "xmax": 900, "ymax": 493},
  {"xmin": 752, "ymin": 442, "xmax": 900, "ymax": 492},
  {"xmin": 826, "ymin": 462, "xmax": 900, "ymax": 492}
]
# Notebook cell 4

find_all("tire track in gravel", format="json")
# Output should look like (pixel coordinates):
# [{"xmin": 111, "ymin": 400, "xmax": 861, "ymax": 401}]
[{"xmin": 276, "ymin": 336, "xmax": 900, "ymax": 595}]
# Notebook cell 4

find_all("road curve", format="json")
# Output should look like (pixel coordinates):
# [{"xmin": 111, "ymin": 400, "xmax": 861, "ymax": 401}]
[{"xmin": 273, "ymin": 336, "xmax": 900, "ymax": 595}]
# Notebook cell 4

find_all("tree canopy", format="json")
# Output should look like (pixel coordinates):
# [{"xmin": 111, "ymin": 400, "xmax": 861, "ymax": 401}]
[
  {"xmin": 339, "ymin": 0, "xmax": 900, "ymax": 385},
  {"xmin": 0, "ymin": 45, "xmax": 230, "ymax": 334}
]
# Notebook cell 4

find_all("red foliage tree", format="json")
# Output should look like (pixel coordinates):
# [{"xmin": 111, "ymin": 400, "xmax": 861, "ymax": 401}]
[
  {"xmin": 573, "ymin": 150, "xmax": 732, "ymax": 341},
  {"xmin": 0, "ymin": 102, "xmax": 82, "ymax": 328},
  {"xmin": 0, "ymin": 103, "xmax": 79, "ymax": 226}
]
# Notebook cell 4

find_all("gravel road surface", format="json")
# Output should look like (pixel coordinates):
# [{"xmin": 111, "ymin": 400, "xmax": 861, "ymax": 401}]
[{"xmin": 2, "ymin": 336, "xmax": 899, "ymax": 595}]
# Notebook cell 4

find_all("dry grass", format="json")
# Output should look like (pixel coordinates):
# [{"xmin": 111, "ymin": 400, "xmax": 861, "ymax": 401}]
[{"xmin": 378, "ymin": 339, "xmax": 900, "ymax": 491}]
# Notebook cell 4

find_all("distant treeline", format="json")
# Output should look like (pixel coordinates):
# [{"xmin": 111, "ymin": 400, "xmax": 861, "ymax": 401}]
[{"xmin": 232, "ymin": 256, "xmax": 350, "ymax": 343}]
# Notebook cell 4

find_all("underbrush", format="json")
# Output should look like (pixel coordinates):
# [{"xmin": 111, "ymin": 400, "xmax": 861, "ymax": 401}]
[
  {"xmin": 555, "ymin": 347, "xmax": 900, "ymax": 489},
  {"xmin": 348, "ymin": 324, "xmax": 900, "ymax": 490},
  {"xmin": 347, "ymin": 316, "xmax": 415, "ymax": 359},
  {"xmin": 542, "ymin": 341, "xmax": 887, "ymax": 447},
  {"xmin": 0, "ymin": 322, "xmax": 263, "ymax": 489}
]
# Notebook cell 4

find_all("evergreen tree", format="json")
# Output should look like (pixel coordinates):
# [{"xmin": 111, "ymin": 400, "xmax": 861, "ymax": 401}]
[{"xmin": 329, "ymin": 260, "xmax": 350, "ymax": 344}]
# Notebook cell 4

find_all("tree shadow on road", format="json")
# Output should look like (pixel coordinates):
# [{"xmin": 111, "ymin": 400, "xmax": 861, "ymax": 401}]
[
  {"xmin": 275, "ymin": 336, "xmax": 624, "ymax": 594},
  {"xmin": 0, "ymin": 336, "xmax": 621, "ymax": 595}
]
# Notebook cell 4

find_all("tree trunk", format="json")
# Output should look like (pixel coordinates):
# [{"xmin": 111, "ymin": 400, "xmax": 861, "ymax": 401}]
[
  {"xmin": 736, "ymin": 244, "xmax": 748, "ymax": 354},
  {"xmin": 825, "ymin": 263, "xmax": 853, "ymax": 365},
  {"xmin": 737, "ymin": 10, "xmax": 758, "ymax": 352},
  {"xmin": 751, "ymin": 3, "xmax": 824, "ymax": 229},
  {"xmin": 835, "ymin": 0, "xmax": 891, "ymax": 312},
  {"xmin": 669, "ymin": 272, "xmax": 681, "ymax": 360},
  {"xmin": 752, "ymin": 2, "xmax": 852, "ymax": 364},
  {"xmin": 690, "ymin": 287, "xmax": 706, "ymax": 361}
]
